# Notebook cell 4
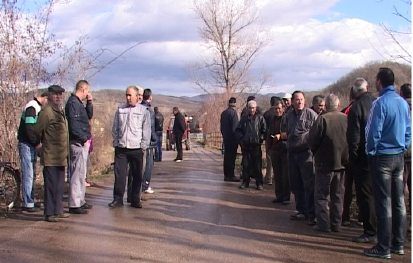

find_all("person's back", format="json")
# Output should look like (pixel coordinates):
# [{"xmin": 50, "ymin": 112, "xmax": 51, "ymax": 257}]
[
  {"xmin": 154, "ymin": 110, "xmax": 164, "ymax": 132},
  {"xmin": 220, "ymin": 98, "xmax": 239, "ymax": 142},
  {"xmin": 347, "ymin": 91, "xmax": 375, "ymax": 167},
  {"xmin": 366, "ymin": 86, "xmax": 410, "ymax": 156}
]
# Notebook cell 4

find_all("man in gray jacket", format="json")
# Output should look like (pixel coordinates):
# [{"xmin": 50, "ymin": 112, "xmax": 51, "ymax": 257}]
[
  {"xmin": 109, "ymin": 86, "xmax": 151, "ymax": 209},
  {"xmin": 283, "ymin": 91, "xmax": 317, "ymax": 225}
]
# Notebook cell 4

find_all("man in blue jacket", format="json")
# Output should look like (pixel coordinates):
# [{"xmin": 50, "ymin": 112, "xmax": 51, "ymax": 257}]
[
  {"xmin": 65, "ymin": 80, "xmax": 93, "ymax": 214},
  {"xmin": 364, "ymin": 68, "xmax": 411, "ymax": 259}
]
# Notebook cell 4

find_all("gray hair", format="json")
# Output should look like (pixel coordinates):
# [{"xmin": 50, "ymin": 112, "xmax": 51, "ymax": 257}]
[
  {"xmin": 248, "ymin": 100, "xmax": 257, "ymax": 108},
  {"xmin": 126, "ymin": 85, "xmax": 144, "ymax": 96},
  {"xmin": 325, "ymin": 94, "xmax": 340, "ymax": 110},
  {"xmin": 352, "ymin": 78, "xmax": 368, "ymax": 93}
]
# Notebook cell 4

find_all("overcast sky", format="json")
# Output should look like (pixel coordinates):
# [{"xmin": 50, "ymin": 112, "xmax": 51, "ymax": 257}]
[{"xmin": 44, "ymin": 0, "xmax": 411, "ymax": 96}]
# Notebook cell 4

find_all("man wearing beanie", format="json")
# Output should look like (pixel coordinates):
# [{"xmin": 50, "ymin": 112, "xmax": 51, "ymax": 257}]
[{"xmin": 220, "ymin": 97, "xmax": 240, "ymax": 182}]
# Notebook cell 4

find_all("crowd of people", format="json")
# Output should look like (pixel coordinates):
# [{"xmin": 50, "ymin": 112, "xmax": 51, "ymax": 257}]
[
  {"xmin": 16, "ymin": 67, "xmax": 411, "ymax": 259},
  {"xmin": 220, "ymin": 68, "xmax": 411, "ymax": 259}
]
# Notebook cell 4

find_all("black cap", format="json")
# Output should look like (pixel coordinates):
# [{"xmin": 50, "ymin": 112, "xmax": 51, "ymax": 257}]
[{"xmin": 48, "ymin": 85, "xmax": 65, "ymax": 93}]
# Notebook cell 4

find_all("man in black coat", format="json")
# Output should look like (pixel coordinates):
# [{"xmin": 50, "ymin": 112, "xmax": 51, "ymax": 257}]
[
  {"xmin": 220, "ymin": 97, "xmax": 240, "ymax": 182},
  {"xmin": 347, "ymin": 77, "xmax": 377, "ymax": 243},
  {"xmin": 173, "ymin": 107, "xmax": 186, "ymax": 162},
  {"xmin": 235, "ymin": 100, "xmax": 266, "ymax": 190}
]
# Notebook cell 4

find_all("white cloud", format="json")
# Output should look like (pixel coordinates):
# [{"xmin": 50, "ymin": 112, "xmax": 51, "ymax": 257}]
[{"xmin": 44, "ymin": 0, "xmax": 410, "ymax": 96}]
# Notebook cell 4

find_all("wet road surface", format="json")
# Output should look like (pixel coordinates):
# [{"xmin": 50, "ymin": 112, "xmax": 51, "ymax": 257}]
[{"xmin": 0, "ymin": 144, "xmax": 411, "ymax": 263}]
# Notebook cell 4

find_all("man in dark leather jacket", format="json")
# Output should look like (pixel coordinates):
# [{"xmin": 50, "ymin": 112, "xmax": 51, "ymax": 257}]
[
  {"xmin": 235, "ymin": 100, "xmax": 266, "ymax": 190},
  {"xmin": 220, "ymin": 97, "xmax": 240, "ymax": 182},
  {"xmin": 154, "ymin": 107, "xmax": 164, "ymax": 161},
  {"xmin": 346, "ymin": 77, "xmax": 377, "ymax": 243}
]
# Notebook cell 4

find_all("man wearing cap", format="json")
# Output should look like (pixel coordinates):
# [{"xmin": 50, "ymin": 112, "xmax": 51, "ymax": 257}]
[
  {"xmin": 236, "ymin": 100, "xmax": 267, "ymax": 190},
  {"xmin": 110, "ymin": 86, "xmax": 150, "ymax": 209},
  {"xmin": 17, "ymin": 90, "xmax": 48, "ymax": 212},
  {"xmin": 282, "ymin": 93, "xmax": 292, "ymax": 111},
  {"xmin": 65, "ymin": 80, "xmax": 93, "ymax": 214},
  {"xmin": 35, "ymin": 85, "xmax": 70, "ymax": 222},
  {"xmin": 347, "ymin": 77, "xmax": 377, "ymax": 243},
  {"xmin": 241, "ymin": 95, "xmax": 263, "ymax": 119},
  {"xmin": 220, "ymin": 97, "xmax": 240, "ymax": 182}
]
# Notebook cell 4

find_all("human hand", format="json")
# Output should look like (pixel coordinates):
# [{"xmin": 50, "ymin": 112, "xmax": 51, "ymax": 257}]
[{"xmin": 87, "ymin": 93, "xmax": 93, "ymax": 102}]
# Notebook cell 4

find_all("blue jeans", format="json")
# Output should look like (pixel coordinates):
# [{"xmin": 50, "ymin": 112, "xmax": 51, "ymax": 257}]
[
  {"xmin": 18, "ymin": 142, "xmax": 37, "ymax": 208},
  {"xmin": 142, "ymin": 148, "xmax": 154, "ymax": 190},
  {"xmin": 155, "ymin": 131, "xmax": 163, "ymax": 161},
  {"xmin": 368, "ymin": 154, "xmax": 406, "ymax": 252}
]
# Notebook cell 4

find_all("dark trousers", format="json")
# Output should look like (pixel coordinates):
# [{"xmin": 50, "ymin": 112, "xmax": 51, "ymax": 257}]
[
  {"xmin": 155, "ymin": 131, "xmax": 163, "ymax": 161},
  {"xmin": 353, "ymin": 163, "xmax": 377, "ymax": 236},
  {"xmin": 269, "ymin": 149, "xmax": 290, "ymax": 201},
  {"xmin": 142, "ymin": 148, "xmax": 154, "ymax": 191},
  {"xmin": 288, "ymin": 150, "xmax": 315, "ymax": 219},
  {"xmin": 113, "ymin": 147, "xmax": 144, "ymax": 204},
  {"xmin": 314, "ymin": 170, "xmax": 345, "ymax": 231},
  {"xmin": 241, "ymin": 145, "xmax": 263, "ymax": 186},
  {"xmin": 43, "ymin": 166, "xmax": 65, "ymax": 216},
  {"xmin": 342, "ymin": 164, "xmax": 362, "ymax": 222},
  {"xmin": 369, "ymin": 154, "xmax": 406, "ymax": 251},
  {"xmin": 175, "ymin": 132, "xmax": 183, "ymax": 160},
  {"xmin": 223, "ymin": 140, "xmax": 238, "ymax": 179},
  {"xmin": 403, "ymin": 160, "xmax": 411, "ymax": 214}
]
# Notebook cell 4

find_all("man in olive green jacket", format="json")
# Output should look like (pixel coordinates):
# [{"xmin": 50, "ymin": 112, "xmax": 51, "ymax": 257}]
[{"xmin": 35, "ymin": 85, "xmax": 69, "ymax": 222}]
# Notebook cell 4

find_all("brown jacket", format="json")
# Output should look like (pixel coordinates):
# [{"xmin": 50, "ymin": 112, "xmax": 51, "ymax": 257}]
[
  {"xmin": 34, "ymin": 103, "xmax": 69, "ymax": 166},
  {"xmin": 308, "ymin": 109, "xmax": 349, "ymax": 172}
]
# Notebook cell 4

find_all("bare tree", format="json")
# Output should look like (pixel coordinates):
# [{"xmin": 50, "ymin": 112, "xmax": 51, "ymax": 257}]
[
  {"xmin": 376, "ymin": 0, "xmax": 411, "ymax": 63},
  {"xmin": 190, "ymin": 0, "xmax": 271, "ymax": 100},
  {"xmin": 0, "ymin": 0, "xmax": 143, "ymax": 163},
  {"xmin": 0, "ymin": 0, "xmax": 60, "ymax": 162}
]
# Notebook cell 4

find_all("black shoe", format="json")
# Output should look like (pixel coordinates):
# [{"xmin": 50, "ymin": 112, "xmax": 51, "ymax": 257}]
[
  {"xmin": 69, "ymin": 207, "xmax": 89, "ymax": 214},
  {"xmin": 239, "ymin": 183, "xmax": 248, "ymax": 189},
  {"xmin": 308, "ymin": 218, "xmax": 317, "ymax": 226},
  {"xmin": 272, "ymin": 198, "xmax": 283, "ymax": 203},
  {"xmin": 131, "ymin": 202, "xmax": 143, "ymax": 208},
  {"xmin": 225, "ymin": 177, "xmax": 240, "ymax": 182},
  {"xmin": 22, "ymin": 207, "xmax": 40, "ymax": 213},
  {"xmin": 108, "ymin": 200, "xmax": 124, "ymax": 208},
  {"xmin": 256, "ymin": 185, "xmax": 264, "ymax": 190},
  {"xmin": 45, "ymin": 215, "xmax": 59, "ymax": 222},
  {"xmin": 81, "ymin": 203, "xmax": 93, "ymax": 210}
]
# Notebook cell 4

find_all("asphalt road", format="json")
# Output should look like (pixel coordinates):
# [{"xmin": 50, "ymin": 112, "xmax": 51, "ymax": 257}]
[{"xmin": 0, "ymin": 144, "xmax": 411, "ymax": 263}]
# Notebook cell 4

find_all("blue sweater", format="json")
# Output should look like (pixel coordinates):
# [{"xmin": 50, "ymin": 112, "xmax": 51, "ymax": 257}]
[{"xmin": 365, "ymin": 85, "xmax": 411, "ymax": 156}]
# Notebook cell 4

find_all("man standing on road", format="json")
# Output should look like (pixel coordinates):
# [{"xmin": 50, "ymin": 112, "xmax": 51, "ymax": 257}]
[
  {"xmin": 141, "ymin": 89, "xmax": 157, "ymax": 194},
  {"xmin": 18, "ymin": 91, "xmax": 48, "ymax": 212},
  {"xmin": 235, "ymin": 100, "xmax": 266, "ymax": 190},
  {"xmin": 65, "ymin": 80, "xmax": 93, "ymax": 215},
  {"xmin": 154, "ymin": 107, "xmax": 164, "ymax": 162},
  {"xmin": 400, "ymin": 83, "xmax": 411, "ymax": 215},
  {"xmin": 220, "ymin": 97, "xmax": 240, "ymax": 182},
  {"xmin": 347, "ymin": 77, "xmax": 377, "ymax": 243},
  {"xmin": 364, "ymin": 68, "xmax": 411, "ymax": 259},
  {"xmin": 267, "ymin": 98, "xmax": 290, "ymax": 204},
  {"xmin": 172, "ymin": 107, "xmax": 185, "ymax": 162},
  {"xmin": 34, "ymin": 85, "xmax": 70, "ymax": 222},
  {"xmin": 308, "ymin": 94, "xmax": 348, "ymax": 233},
  {"xmin": 110, "ymin": 86, "xmax": 151, "ymax": 209},
  {"xmin": 263, "ymin": 96, "xmax": 280, "ymax": 185},
  {"xmin": 283, "ymin": 91, "xmax": 317, "ymax": 226}
]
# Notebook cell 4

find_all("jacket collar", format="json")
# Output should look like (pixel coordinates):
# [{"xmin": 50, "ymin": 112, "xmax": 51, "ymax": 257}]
[{"xmin": 379, "ymin": 85, "xmax": 395, "ymax": 96}]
